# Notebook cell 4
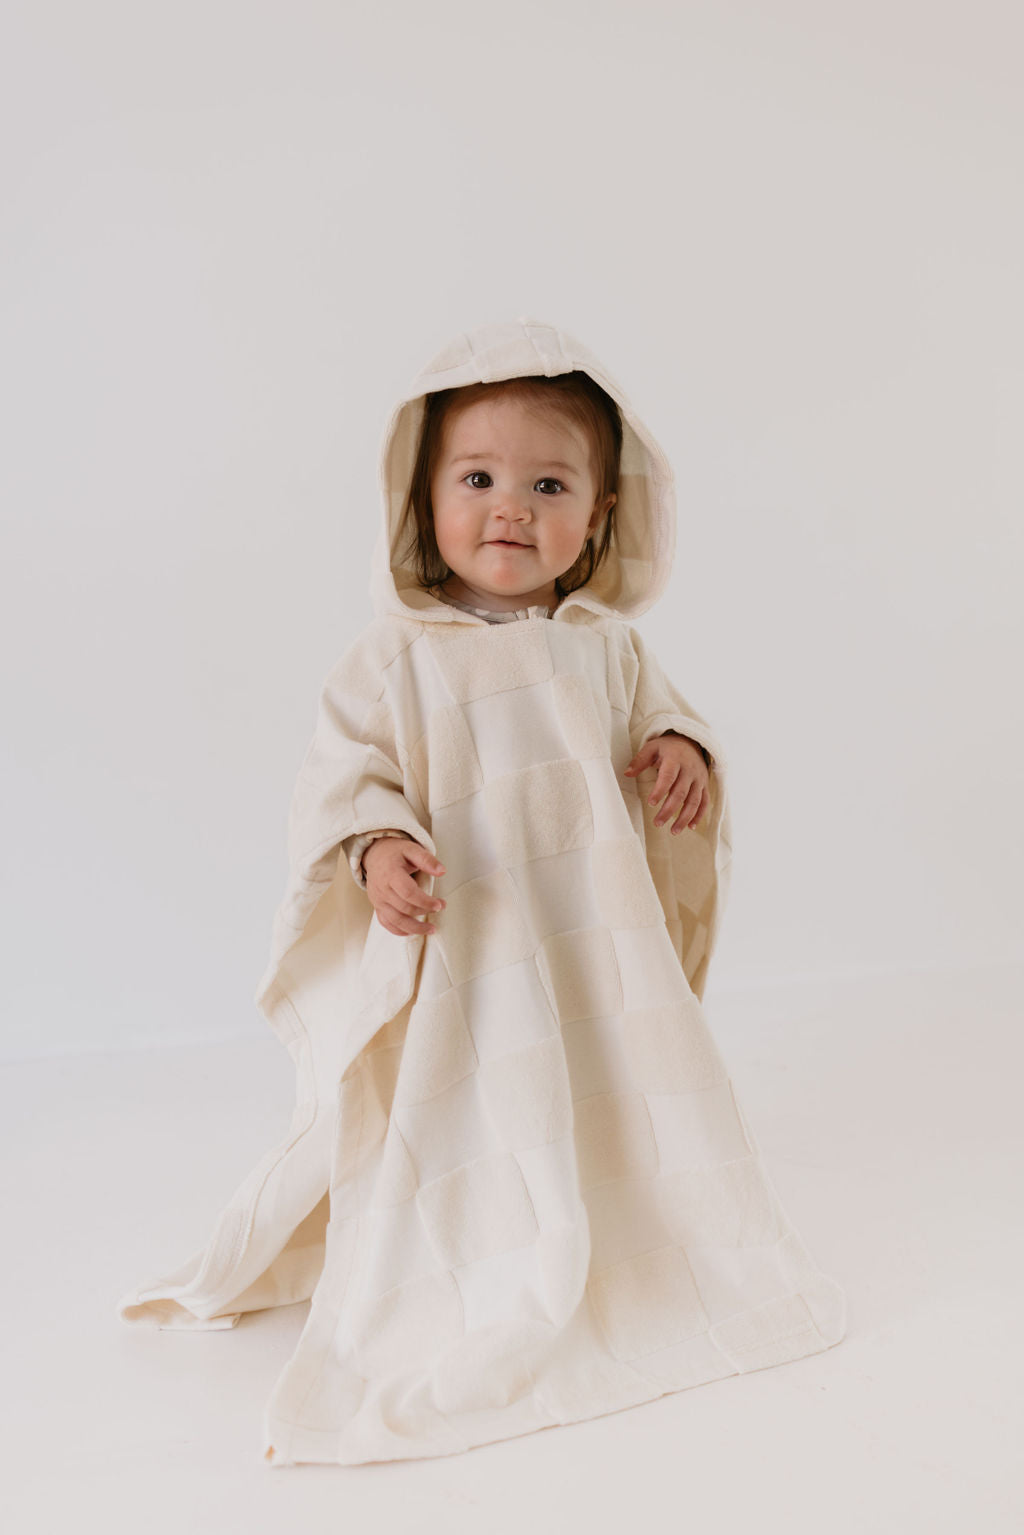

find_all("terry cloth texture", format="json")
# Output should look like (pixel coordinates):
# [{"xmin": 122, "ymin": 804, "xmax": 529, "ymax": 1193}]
[{"xmin": 117, "ymin": 317, "xmax": 846, "ymax": 1467}]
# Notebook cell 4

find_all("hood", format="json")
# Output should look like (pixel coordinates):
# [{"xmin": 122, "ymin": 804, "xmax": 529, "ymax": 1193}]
[{"xmin": 370, "ymin": 317, "xmax": 677, "ymax": 625}]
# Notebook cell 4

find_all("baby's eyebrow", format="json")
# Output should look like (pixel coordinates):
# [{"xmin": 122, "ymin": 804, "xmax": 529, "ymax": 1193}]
[{"xmin": 450, "ymin": 453, "xmax": 580, "ymax": 473}]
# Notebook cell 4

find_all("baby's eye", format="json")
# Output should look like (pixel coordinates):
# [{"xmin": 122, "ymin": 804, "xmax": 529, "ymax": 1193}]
[
  {"xmin": 465, "ymin": 471, "xmax": 492, "ymax": 489},
  {"xmin": 536, "ymin": 478, "xmax": 565, "ymax": 494}
]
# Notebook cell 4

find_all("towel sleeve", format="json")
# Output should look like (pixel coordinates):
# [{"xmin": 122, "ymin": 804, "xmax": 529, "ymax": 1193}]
[{"xmin": 625, "ymin": 625, "xmax": 726, "ymax": 775}]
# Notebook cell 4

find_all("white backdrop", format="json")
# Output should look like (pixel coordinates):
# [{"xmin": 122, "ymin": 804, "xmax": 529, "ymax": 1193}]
[{"xmin": 3, "ymin": 1, "xmax": 1021, "ymax": 1061}]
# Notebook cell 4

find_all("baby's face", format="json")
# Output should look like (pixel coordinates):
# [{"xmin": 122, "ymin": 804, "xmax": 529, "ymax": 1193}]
[{"xmin": 429, "ymin": 395, "xmax": 616, "ymax": 612}]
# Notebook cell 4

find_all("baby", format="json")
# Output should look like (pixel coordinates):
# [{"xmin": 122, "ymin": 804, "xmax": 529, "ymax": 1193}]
[{"xmin": 119, "ymin": 319, "xmax": 845, "ymax": 1469}]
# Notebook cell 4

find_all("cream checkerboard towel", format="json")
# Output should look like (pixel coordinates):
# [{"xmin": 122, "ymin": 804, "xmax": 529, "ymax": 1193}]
[{"xmin": 117, "ymin": 318, "xmax": 846, "ymax": 1465}]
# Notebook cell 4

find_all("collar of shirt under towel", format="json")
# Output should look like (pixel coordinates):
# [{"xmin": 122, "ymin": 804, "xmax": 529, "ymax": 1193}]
[{"xmin": 435, "ymin": 590, "xmax": 556, "ymax": 623}]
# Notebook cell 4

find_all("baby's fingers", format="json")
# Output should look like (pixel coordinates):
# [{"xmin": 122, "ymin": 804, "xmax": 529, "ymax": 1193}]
[
  {"xmin": 399, "ymin": 872, "xmax": 446, "ymax": 916},
  {"xmin": 375, "ymin": 899, "xmax": 440, "ymax": 937},
  {"xmin": 378, "ymin": 913, "xmax": 435, "ymax": 937},
  {"xmin": 381, "ymin": 877, "xmax": 445, "ymax": 936}
]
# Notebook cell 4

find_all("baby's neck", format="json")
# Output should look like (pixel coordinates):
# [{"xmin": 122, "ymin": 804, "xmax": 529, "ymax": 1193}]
[{"xmin": 439, "ymin": 576, "xmax": 559, "ymax": 613}]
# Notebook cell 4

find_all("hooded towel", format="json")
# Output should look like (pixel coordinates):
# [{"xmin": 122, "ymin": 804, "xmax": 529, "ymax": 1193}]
[{"xmin": 118, "ymin": 318, "xmax": 846, "ymax": 1466}]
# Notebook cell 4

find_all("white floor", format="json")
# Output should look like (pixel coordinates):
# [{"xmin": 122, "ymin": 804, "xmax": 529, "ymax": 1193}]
[{"xmin": 2, "ymin": 963, "xmax": 1020, "ymax": 1534}]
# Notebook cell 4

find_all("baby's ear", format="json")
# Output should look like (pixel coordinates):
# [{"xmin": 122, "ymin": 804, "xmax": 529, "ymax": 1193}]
[{"xmin": 589, "ymin": 496, "xmax": 613, "ymax": 536}]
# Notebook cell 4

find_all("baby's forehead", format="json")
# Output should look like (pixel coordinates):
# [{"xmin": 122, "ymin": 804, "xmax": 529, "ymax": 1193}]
[{"xmin": 440, "ymin": 394, "xmax": 590, "ymax": 466}]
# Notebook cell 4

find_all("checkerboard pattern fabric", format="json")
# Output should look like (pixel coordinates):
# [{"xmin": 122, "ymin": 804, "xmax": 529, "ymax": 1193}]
[{"xmin": 117, "ymin": 319, "xmax": 846, "ymax": 1466}]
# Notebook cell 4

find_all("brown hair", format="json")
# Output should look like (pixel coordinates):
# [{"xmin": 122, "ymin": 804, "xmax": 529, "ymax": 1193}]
[{"xmin": 395, "ymin": 371, "xmax": 623, "ymax": 601}]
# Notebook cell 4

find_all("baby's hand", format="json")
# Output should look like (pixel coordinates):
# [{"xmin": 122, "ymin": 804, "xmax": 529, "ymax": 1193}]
[
  {"xmin": 624, "ymin": 732, "xmax": 710, "ymax": 833},
  {"xmin": 362, "ymin": 836, "xmax": 447, "ymax": 937}
]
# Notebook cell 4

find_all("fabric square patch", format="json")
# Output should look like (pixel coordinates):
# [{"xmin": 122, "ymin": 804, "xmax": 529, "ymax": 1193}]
[
  {"xmin": 655, "ymin": 1156, "xmax": 788, "ymax": 1248},
  {"xmin": 684, "ymin": 1235, "xmax": 792, "ymax": 1325},
  {"xmin": 578, "ymin": 756, "xmax": 638, "ymax": 840},
  {"xmin": 431, "ymin": 1319, "xmax": 552, "ymax": 1417},
  {"xmin": 508, "ymin": 846, "xmax": 602, "ymax": 942},
  {"xmin": 711, "ymin": 1291, "xmax": 816, "ymax": 1362},
  {"xmin": 548, "ymin": 670, "xmax": 610, "ymax": 759},
  {"xmin": 456, "ymin": 956, "xmax": 558, "ymax": 1062},
  {"xmin": 409, "ymin": 702, "xmax": 483, "ymax": 814},
  {"xmin": 560, "ymin": 1013, "xmax": 636, "ymax": 1103},
  {"xmin": 536, "ymin": 927, "xmax": 623, "ymax": 1023},
  {"xmin": 462, "ymin": 681, "xmax": 571, "ymax": 781},
  {"xmin": 644, "ymin": 1079, "xmax": 753, "ymax": 1168},
  {"xmin": 353, "ymin": 1198, "xmax": 443, "ymax": 1302},
  {"xmin": 514, "ymin": 1135, "xmax": 587, "ymax": 1234},
  {"xmin": 393, "ymin": 986, "xmax": 478, "ymax": 1108},
  {"xmin": 582, "ymin": 1175, "xmax": 676, "ymax": 1272},
  {"xmin": 484, "ymin": 757, "xmax": 594, "ymax": 868},
  {"xmin": 424, "ymin": 622, "xmax": 554, "ymax": 703},
  {"xmin": 477, "ymin": 1032, "xmax": 573, "ymax": 1151},
  {"xmin": 416, "ymin": 1152, "xmax": 539, "ymax": 1269},
  {"xmin": 439, "ymin": 867, "xmax": 536, "ymax": 986},
  {"xmin": 620, "ymin": 998, "xmax": 726, "ymax": 1094},
  {"xmin": 590, "ymin": 836, "xmax": 666, "ymax": 929},
  {"xmin": 612, "ymin": 923, "xmax": 695, "ymax": 1011},
  {"xmin": 449, "ymin": 1243, "xmax": 547, "ymax": 1336},
  {"xmin": 396, "ymin": 1068, "xmax": 494, "ymax": 1188},
  {"xmin": 350, "ymin": 1269, "xmax": 463, "ymax": 1377},
  {"xmin": 573, "ymin": 1090, "xmax": 657, "ymax": 1188},
  {"xmin": 588, "ymin": 1244, "xmax": 708, "ymax": 1360},
  {"xmin": 430, "ymin": 786, "xmax": 502, "ymax": 893},
  {"xmin": 546, "ymin": 621, "xmax": 614, "ymax": 701},
  {"xmin": 387, "ymin": 631, "xmax": 460, "ymax": 718}
]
